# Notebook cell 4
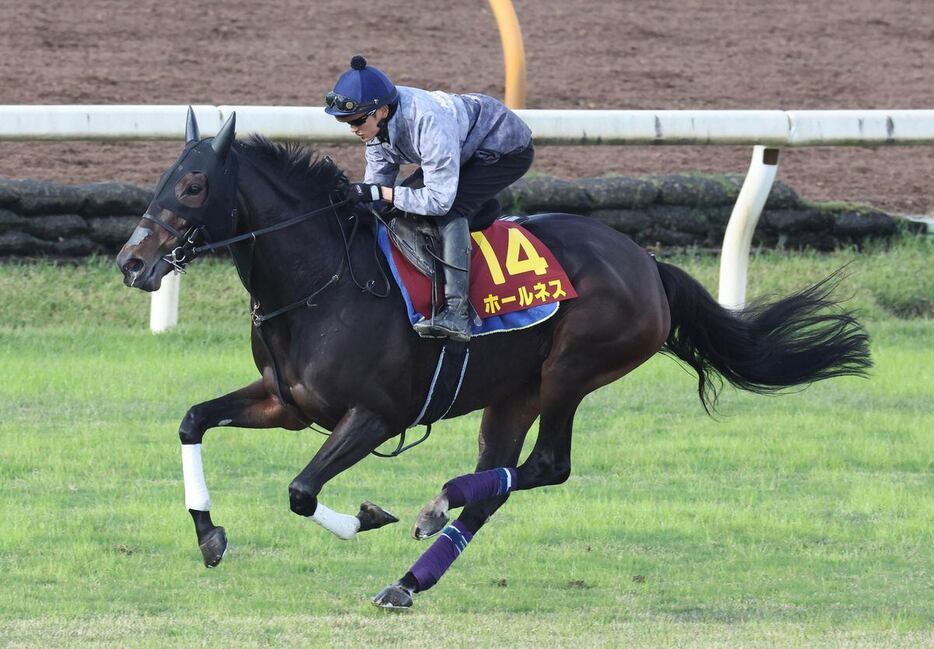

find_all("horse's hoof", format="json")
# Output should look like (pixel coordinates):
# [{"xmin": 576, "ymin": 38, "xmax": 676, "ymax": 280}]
[
  {"xmin": 198, "ymin": 526, "xmax": 228, "ymax": 568},
  {"xmin": 357, "ymin": 501, "xmax": 399, "ymax": 532},
  {"xmin": 372, "ymin": 582, "xmax": 413, "ymax": 609},
  {"xmin": 412, "ymin": 494, "xmax": 449, "ymax": 540}
]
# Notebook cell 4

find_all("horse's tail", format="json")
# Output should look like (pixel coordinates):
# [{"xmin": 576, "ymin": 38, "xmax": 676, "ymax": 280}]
[{"xmin": 654, "ymin": 261, "xmax": 872, "ymax": 413}]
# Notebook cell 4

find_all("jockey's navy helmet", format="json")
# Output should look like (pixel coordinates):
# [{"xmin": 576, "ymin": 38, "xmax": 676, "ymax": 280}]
[{"xmin": 325, "ymin": 55, "xmax": 398, "ymax": 116}]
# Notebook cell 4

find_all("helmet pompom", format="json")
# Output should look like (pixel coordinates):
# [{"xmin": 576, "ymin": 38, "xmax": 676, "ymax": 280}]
[{"xmin": 350, "ymin": 55, "xmax": 367, "ymax": 70}]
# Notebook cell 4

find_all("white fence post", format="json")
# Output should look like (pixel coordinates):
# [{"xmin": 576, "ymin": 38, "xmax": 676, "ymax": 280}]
[
  {"xmin": 718, "ymin": 146, "xmax": 780, "ymax": 309},
  {"xmin": 150, "ymin": 271, "xmax": 181, "ymax": 333}
]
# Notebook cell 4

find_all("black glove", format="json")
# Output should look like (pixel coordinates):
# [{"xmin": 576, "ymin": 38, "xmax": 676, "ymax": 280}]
[{"xmin": 347, "ymin": 182, "xmax": 382, "ymax": 205}]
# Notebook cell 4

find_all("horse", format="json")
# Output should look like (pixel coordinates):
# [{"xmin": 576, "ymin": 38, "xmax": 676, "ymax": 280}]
[{"xmin": 115, "ymin": 109, "xmax": 871, "ymax": 608}]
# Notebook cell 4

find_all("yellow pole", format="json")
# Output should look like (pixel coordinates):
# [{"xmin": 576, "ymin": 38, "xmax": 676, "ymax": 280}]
[{"xmin": 488, "ymin": 0, "xmax": 527, "ymax": 109}]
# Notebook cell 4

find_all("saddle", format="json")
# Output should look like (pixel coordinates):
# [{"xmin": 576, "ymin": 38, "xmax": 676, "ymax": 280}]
[{"xmin": 384, "ymin": 198, "xmax": 502, "ymax": 279}]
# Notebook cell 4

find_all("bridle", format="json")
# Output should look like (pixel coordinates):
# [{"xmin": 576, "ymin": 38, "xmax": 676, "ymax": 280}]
[
  {"xmin": 140, "ymin": 197, "xmax": 351, "ymax": 276},
  {"xmin": 139, "ymin": 213, "xmax": 203, "ymax": 274}
]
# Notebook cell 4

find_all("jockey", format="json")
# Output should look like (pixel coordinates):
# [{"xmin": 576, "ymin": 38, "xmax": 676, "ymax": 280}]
[{"xmin": 325, "ymin": 55, "xmax": 534, "ymax": 342}]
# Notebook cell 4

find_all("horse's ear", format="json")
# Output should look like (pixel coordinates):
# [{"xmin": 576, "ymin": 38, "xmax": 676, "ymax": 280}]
[
  {"xmin": 212, "ymin": 113, "xmax": 237, "ymax": 159},
  {"xmin": 185, "ymin": 106, "xmax": 200, "ymax": 144}
]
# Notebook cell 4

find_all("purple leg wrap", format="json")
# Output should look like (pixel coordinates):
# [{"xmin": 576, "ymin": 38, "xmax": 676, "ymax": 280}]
[
  {"xmin": 409, "ymin": 520, "xmax": 474, "ymax": 591},
  {"xmin": 443, "ymin": 467, "xmax": 518, "ymax": 509}
]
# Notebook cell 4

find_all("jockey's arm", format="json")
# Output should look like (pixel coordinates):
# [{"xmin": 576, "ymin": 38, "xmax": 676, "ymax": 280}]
[
  {"xmin": 390, "ymin": 112, "xmax": 460, "ymax": 217},
  {"xmin": 363, "ymin": 146, "xmax": 399, "ymax": 190}
]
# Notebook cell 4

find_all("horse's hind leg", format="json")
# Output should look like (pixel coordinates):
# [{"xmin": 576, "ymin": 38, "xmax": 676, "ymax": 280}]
[
  {"xmin": 179, "ymin": 379, "xmax": 306, "ymax": 567},
  {"xmin": 412, "ymin": 386, "xmax": 539, "ymax": 540},
  {"xmin": 405, "ymin": 366, "xmax": 599, "ymax": 556},
  {"xmin": 503, "ymin": 343, "xmax": 659, "ymax": 496},
  {"xmin": 396, "ymin": 311, "xmax": 662, "ymax": 598},
  {"xmin": 373, "ymin": 386, "xmax": 539, "ymax": 608},
  {"xmin": 407, "ymin": 372, "xmax": 586, "ymax": 543},
  {"xmin": 381, "ymin": 380, "xmax": 583, "ymax": 609}
]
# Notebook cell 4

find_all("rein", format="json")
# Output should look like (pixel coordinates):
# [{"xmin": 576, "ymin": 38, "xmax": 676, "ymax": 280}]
[
  {"xmin": 142, "ymin": 198, "xmax": 352, "ymax": 274},
  {"xmin": 192, "ymin": 199, "xmax": 350, "ymax": 256}
]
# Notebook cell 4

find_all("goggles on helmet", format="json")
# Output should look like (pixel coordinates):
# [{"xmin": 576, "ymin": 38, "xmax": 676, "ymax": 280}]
[{"xmin": 325, "ymin": 91, "xmax": 381, "ymax": 115}]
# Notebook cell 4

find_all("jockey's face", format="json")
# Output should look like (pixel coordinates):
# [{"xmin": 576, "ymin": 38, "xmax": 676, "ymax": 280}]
[{"xmin": 336, "ymin": 105, "xmax": 389, "ymax": 142}]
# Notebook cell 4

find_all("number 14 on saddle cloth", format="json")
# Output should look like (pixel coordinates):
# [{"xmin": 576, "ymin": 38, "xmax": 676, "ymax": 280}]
[{"xmin": 378, "ymin": 219, "xmax": 578, "ymax": 337}]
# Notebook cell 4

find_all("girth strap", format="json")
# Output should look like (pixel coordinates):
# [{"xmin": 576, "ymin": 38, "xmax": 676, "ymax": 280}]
[{"xmin": 411, "ymin": 341, "xmax": 470, "ymax": 427}]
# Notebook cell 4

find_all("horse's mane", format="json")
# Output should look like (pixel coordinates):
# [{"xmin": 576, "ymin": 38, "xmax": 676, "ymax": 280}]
[{"xmin": 236, "ymin": 135, "xmax": 348, "ymax": 200}]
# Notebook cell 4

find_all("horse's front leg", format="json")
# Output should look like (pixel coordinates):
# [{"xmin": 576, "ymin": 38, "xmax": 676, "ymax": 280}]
[
  {"xmin": 288, "ymin": 406, "xmax": 399, "ymax": 540},
  {"xmin": 179, "ymin": 379, "xmax": 305, "ymax": 568}
]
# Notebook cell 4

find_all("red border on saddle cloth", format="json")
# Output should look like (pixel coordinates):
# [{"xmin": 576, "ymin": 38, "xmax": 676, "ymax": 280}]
[{"xmin": 388, "ymin": 220, "xmax": 577, "ymax": 319}]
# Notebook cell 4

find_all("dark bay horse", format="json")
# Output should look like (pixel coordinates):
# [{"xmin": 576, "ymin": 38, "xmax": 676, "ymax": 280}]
[{"xmin": 116, "ymin": 110, "xmax": 870, "ymax": 608}]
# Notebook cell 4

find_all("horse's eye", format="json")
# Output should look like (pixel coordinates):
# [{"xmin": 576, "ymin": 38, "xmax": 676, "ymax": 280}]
[{"xmin": 188, "ymin": 184, "xmax": 202, "ymax": 194}]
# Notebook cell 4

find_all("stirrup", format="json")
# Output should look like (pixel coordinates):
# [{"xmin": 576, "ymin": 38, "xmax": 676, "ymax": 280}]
[
  {"xmin": 413, "ymin": 306, "xmax": 470, "ymax": 342},
  {"xmin": 412, "ymin": 318, "xmax": 447, "ymax": 339}
]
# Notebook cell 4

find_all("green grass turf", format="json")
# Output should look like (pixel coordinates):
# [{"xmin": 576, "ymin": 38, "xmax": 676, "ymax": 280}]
[{"xmin": 0, "ymin": 237, "xmax": 930, "ymax": 647}]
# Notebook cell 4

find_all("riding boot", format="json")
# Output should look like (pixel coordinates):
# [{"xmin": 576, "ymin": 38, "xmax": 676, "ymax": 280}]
[{"xmin": 413, "ymin": 216, "xmax": 471, "ymax": 342}]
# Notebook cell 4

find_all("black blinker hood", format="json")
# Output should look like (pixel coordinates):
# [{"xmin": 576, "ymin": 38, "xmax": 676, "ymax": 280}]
[{"xmin": 150, "ymin": 139, "xmax": 240, "ymax": 243}]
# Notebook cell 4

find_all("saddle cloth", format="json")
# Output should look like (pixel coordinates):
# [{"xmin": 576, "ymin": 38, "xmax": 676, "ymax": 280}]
[{"xmin": 377, "ymin": 217, "xmax": 577, "ymax": 337}]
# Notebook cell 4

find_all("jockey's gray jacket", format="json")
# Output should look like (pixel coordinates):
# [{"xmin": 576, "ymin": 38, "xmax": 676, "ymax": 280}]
[{"xmin": 363, "ymin": 86, "xmax": 532, "ymax": 216}]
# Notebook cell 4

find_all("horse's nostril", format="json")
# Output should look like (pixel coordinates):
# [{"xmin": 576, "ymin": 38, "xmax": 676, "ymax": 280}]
[{"xmin": 122, "ymin": 258, "xmax": 144, "ymax": 275}]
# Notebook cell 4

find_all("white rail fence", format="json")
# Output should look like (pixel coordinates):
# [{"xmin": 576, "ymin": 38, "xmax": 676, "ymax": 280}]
[{"xmin": 3, "ymin": 105, "xmax": 932, "ymax": 329}]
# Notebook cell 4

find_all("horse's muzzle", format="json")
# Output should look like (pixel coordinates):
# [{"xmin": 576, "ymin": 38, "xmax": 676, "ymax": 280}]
[{"xmin": 115, "ymin": 249, "xmax": 167, "ymax": 292}]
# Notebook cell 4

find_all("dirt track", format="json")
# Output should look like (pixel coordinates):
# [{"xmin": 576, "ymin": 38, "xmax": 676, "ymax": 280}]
[{"xmin": 1, "ymin": 0, "xmax": 933, "ymax": 214}]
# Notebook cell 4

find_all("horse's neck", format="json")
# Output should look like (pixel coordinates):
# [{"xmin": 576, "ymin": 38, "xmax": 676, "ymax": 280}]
[{"xmin": 233, "ymin": 160, "xmax": 346, "ymax": 312}]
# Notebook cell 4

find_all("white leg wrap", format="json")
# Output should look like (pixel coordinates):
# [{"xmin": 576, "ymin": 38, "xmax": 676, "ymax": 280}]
[
  {"xmin": 310, "ymin": 502, "xmax": 360, "ymax": 540},
  {"xmin": 181, "ymin": 444, "xmax": 211, "ymax": 511}
]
